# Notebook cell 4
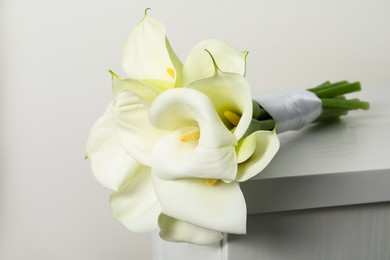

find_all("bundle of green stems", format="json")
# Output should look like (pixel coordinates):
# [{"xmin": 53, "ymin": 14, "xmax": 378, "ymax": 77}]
[{"xmin": 250, "ymin": 81, "xmax": 370, "ymax": 131}]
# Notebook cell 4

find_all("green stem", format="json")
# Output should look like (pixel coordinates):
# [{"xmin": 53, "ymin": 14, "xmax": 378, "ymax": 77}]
[
  {"xmin": 322, "ymin": 98, "xmax": 370, "ymax": 110},
  {"xmin": 321, "ymin": 107, "xmax": 349, "ymax": 114},
  {"xmin": 253, "ymin": 101, "xmax": 272, "ymax": 120},
  {"xmin": 252, "ymin": 101, "xmax": 261, "ymax": 119},
  {"xmin": 249, "ymin": 80, "xmax": 370, "ymax": 132},
  {"xmin": 257, "ymin": 108, "xmax": 272, "ymax": 120},
  {"xmin": 311, "ymin": 82, "xmax": 361, "ymax": 98},
  {"xmin": 245, "ymin": 118, "xmax": 275, "ymax": 135},
  {"xmin": 309, "ymin": 80, "xmax": 344, "ymax": 92}
]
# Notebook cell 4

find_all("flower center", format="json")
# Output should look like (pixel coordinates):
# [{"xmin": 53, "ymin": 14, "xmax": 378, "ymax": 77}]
[
  {"xmin": 224, "ymin": 110, "xmax": 241, "ymax": 127},
  {"xmin": 180, "ymin": 128, "xmax": 200, "ymax": 142},
  {"xmin": 166, "ymin": 67, "xmax": 175, "ymax": 78},
  {"xmin": 206, "ymin": 179, "xmax": 218, "ymax": 186}
]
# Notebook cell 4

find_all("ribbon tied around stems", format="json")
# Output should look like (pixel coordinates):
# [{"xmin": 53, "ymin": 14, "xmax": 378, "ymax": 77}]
[{"xmin": 256, "ymin": 90, "xmax": 322, "ymax": 133}]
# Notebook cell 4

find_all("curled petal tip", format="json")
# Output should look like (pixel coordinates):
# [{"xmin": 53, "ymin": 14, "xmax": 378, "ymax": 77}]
[
  {"xmin": 108, "ymin": 70, "xmax": 120, "ymax": 78},
  {"xmin": 272, "ymin": 124, "xmax": 279, "ymax": 134},
  {"xmin": 144, "ymin": 8, "xmax": 151, "ymax": 16},
  {"xmin": 204, "ymin": 49, "xmax": 219, "ymax": 74}
]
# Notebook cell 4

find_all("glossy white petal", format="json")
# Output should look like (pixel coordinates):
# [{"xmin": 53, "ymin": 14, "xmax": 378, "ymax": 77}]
[
  {"xmin": 236, "ymin": 133, "xmax": 256, "ymax": 164},
  {"xmin": 112, "ymin": 76, "xmax": 162, "ymax": 100},
  {"xmin": 122, "ymin": 15, "xmax": 182, "ymax": 89},
  {"xmin": 149, "ymin": 88, "xmax": 237, "ymax": 180},
  {"xmin": 151, "ymin": 128, "xmax": 237, "ymax": 180},
  {"xmin": 113, "ymin": 90, "xmax": 167, "ymax": 166},
  {"xmin": 189, "ymin": 72, "xmax": 252, "ymax": 141},
  {"xmin": 158, "ymin": 214, "xmax": 223, "ymax": 245},
  {"xmin": 236, "ymin": 131, "xmax": 280, "ymax": 182},
  {"xmin": 153, "ymin": 176, "xmax": 247, "ymax": 234},
  {"xmin": 110, "ymin": 165, "xmax": 161, "ymax": 232},
  {"xmin": 85, "ymin": 104, "xmax": 138, "ymax": 190},
  {"xmin": 181, "ymin": 39, "xmax": 247, "ymax": 87}
]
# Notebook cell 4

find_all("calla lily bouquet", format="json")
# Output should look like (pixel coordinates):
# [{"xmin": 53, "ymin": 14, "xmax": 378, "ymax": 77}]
[{"xmin": 86, "ymin": 11, "xmax": 369, "ymax": 245}]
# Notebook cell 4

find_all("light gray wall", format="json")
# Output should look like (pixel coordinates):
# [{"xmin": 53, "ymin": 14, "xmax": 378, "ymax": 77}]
[{"xmin": 1, "ymin": 0, "xmax": 389, "ymax": 259}]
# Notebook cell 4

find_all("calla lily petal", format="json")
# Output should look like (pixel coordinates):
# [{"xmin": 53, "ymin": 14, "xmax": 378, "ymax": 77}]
[
  {"xmin": 189, "ymin": 72, "xmax": 252, "ymax": 141},
  {"xmin": 149, "ymin": 88, "xmax": 235, "ymax": 146},
  {"xmin": 158, "ymin": 214, "xmax": 223, "ymax": 245},
  {"xmin": 153, "ymin": 176, "xmax": 247, "ymax": 234},
  {"xmin": 112, "ymin": 75, "xmax": 162, "ymax": 100},
  {"xmin": 236, "ymin": 132, "xmax": 256, "ymax": 163},
  {"xmin": 110, "ymin": 165, "xmax": 161, "ymax": 232},
  {"xmin": 236, "ymin": 131, "xmax": 280, "ymax": 182},
  {"xmin": 85, "ymin": 104, "xmax": 137, "ymax": 190},
  {"xmin": 181, "ymin": 39, "xmax": 247, "ymax": 87},
  {"xmin": 151, "ymin": 128, "xmax": 237, "ymax": 180},
  {"xmin": 113, "ymin": 90, "xmax": 167, "ymax": 166},
  {"xmin": 122, "ymin": 15, "xmax": 182, "ymax": 89},
  {"xmin": 149, "ymin": 88, "xmax": 237, "ymax": 180}
]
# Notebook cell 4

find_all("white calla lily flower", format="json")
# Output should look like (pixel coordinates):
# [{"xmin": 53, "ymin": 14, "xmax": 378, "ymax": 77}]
[
  {"xmin": 110, "ymin": 164, "xmax": 161, "ymax": 232},
  {"xmin": 85, "ymin": 105, "xmax": 160, "ymax": 232},
  {"xmin": 87, "ymin": 12, "xmax": 281, "ymax": 245},
  {"xmin": 149, "ymin": 88, "xmax": 237, "ymax": 181},
  {"xmin": 153, "ymin": 176, "xmax": 246, "ymax": 235},
  {"xmin": 235, "ymin": 132, "xmax": 257, "ymax": 164},
  {"xmin": 236, "ymin": 130, "xmax": 280, "ymax": 182},
  {"xmin": 182, "ymin": 39, "xmax": 248, "ymax": 87},
  {"xmin": 112, "ymin": 81, "xmax": 166, "ymax": 166},
  {"xmin": 85, "ymin": 104, "xmax": 136, "ymax": 190},
  {"xmin": 158, "ymin": 214, "xmax": 223, "ymax": 245},
  {"xmin": 188, "ymin": 68, "xmax": 253, "ymax": 141},
  {"xmin": 122, "ymin": 13, "xmax": 182, "ymax": 90}
]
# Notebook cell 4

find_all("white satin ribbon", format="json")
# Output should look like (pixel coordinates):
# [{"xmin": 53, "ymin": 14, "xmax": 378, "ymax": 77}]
[{"xmin": 255, "ymin": 90, "xmax": 322, "ymax": 133}]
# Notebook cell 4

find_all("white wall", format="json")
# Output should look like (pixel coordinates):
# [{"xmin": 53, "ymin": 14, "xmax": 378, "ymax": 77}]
[{"xmin": 1, "ymin": 0, "xmax": 389, "ymax": 259}]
